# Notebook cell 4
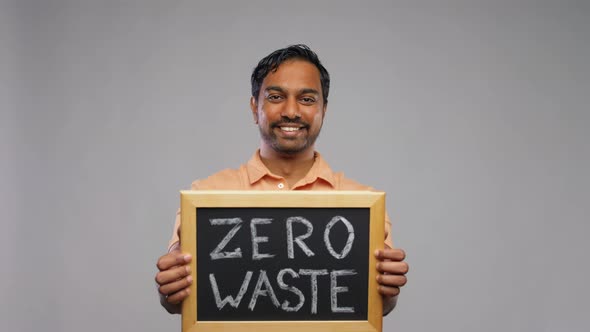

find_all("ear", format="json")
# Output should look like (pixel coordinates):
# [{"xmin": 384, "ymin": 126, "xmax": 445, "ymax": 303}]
[
  {"xmin": 250, "ymin": 96, "xmax": 259, "ymax": 124},
  {"xmin": 322, "ymin": 102, "xmax": 328, "ymax": 117}
]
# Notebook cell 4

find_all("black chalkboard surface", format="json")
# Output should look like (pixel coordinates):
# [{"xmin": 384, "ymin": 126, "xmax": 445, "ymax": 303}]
[
  {"xmin": 180, "ymin": 191, "xmax": 385, "ymax": 332},
  {"xmin": 197, "ymin": 207, "xmax": 369, "ymax": 321}
]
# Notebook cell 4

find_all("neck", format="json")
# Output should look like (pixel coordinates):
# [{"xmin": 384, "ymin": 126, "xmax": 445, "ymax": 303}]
[{"xmin": 259, "ymin": 144, "xmax": 316, "ymax": 184}]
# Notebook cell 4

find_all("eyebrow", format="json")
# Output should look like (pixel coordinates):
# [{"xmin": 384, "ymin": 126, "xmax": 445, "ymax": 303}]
[
  {"xmin": 299, "ymin": 88, "xmax": 320, "ymax": 96},
  {"xmin": 265, "ymin": 86, "xmax": 286, "ymax": 94},
  {"xmin": 264, "ymin": 86, "xmax": 320, "ymax": 96}
]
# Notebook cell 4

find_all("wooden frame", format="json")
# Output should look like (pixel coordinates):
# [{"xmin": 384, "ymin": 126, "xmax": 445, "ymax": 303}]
[{"xmin": 180, "ymin": 190, "xmax": 385, "ymax": 332}]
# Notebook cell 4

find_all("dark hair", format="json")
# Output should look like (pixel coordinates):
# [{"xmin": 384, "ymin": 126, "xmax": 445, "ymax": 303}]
[{"xmin": 251, "ymin": 44, "xmax": 330, "ymax": 104}]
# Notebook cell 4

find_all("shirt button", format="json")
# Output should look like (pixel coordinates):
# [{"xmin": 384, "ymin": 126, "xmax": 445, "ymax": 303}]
[{"xmin": 278, "ymin": 183, "xmax": 285, "ymax": 189}]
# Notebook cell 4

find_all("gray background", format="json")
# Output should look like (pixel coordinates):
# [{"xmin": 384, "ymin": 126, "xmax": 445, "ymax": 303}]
[{"xmin": 1, "ymin": 0, "xmax": 589, "ymax": 331}]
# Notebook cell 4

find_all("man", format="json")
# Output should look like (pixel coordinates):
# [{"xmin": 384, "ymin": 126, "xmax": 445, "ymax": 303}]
[{"xmin": 155, "ymin": 44, "xmax": 408, "ymax": 315}]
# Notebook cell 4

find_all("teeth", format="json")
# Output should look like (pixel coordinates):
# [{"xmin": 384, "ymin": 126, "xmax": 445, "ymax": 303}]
[{"xmin": 280, "ymin": 127, "xmax": 300, "ymax": 132}]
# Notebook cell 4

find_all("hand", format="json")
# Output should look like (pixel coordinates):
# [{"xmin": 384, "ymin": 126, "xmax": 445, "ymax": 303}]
[
  {"xmin": 155, "ymin": 245, "xmax": 193, "ymax": 313},
  {"xmin": 375, "ymin": 246, "xmax": 409, "ymax": 313}
]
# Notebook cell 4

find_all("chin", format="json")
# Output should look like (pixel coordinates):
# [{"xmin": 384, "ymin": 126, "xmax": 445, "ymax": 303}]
[
  {"xmin": 274, "ymin": 148, "xmax": 305, "ymax": 155},
  {"xmin": 271, "ymin": 141, "xmax": 309, "ymax": 155}
]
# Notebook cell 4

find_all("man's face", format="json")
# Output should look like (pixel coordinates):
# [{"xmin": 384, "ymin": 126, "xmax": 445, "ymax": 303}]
[{"xmin": 250, "ymin": 60, "xmax": 327, "ymax": 156}]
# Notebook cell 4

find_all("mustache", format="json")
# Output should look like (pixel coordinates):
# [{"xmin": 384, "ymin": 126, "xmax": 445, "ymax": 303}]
[{"xmin": 270, "ymin": 117, "xmax": 309, "ymax": 128}]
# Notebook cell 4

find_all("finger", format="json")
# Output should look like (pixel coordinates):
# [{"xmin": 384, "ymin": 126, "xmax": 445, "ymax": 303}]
[
  {"xmin": 166, "ymin": 287, "xmax": 191, "ymax": 305},
  {"xmin": 377, "ymin": 261, "xmax": 409, "ymax": 275},
  {"xmin": 155, "ymin": 265, "xmax": 191, "ymax": 286},
  {"xmin": 377, "ymin": 274, "xmax": 407, "ymax": 288},
  {"xmin": 375, "ymin": 248, "xmax": 406, "ymax": 261},
  {"xmin": 156, "ymin": 252, "xmax": 192, "ymax": 271},
  {"xmin": 159, "ymin": 274, "xmax": 193, "ymax": 296},
  {"xmin": 378, "ymin": 285, "xmax": 400, "ymax": 297}
]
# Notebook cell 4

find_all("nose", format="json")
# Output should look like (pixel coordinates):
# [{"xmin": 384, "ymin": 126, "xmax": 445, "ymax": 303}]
[{"xmin": 280, "ymin": 97, "xmax": 301, "ymax": 120}]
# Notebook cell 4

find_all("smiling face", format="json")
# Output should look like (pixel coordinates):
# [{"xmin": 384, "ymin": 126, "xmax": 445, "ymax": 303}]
[{"xmin": 250, "ymin": 60, "xmax": 327, "ymax": 157}]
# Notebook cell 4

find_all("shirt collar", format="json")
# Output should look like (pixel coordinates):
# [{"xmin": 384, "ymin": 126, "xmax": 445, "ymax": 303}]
[{"xmin": 246, "ymin": 149, "xmax": 336, "ymax": 188}]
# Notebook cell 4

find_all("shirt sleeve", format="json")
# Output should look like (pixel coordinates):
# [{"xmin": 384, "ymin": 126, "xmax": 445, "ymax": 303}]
[
  {"xmin": 167, "ymin": 209, "xmax": 181, "ymax": 251},
  {"xmin": 167, "ymin": 180, "xmax": 201, "ymax": 251}
]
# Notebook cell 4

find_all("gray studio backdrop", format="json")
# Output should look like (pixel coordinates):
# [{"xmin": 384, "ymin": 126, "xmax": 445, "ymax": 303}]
[{"xmin": 1, "ymin": 1, "xmax": 589, "ymax": 331}]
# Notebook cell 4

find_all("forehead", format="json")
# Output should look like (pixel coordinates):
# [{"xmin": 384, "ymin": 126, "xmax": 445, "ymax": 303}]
[{"xmin": 261, "ymin": 60, "xmax": 322, "ymax": 92}]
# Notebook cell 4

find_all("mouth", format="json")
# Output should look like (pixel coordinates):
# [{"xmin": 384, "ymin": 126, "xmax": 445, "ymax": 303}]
[
  {"xmin": 274, "ymin": 124, "xmax": 308, "ymax": 137},
  {"xmin": 274, "ymin": 122, "xmax": 307, "ymax": 131},
  {"xmin": 278, "ymin": 126, "xmax": 303, "ymax": 132}
]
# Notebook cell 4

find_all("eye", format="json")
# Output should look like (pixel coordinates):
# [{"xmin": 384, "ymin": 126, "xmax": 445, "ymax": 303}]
[
  {"xmin": 300, "ymin": 96, "xmax": 316, "ymax": 105},
  {"xmin": 267, "ymin": 94, "xmax": 283, "ymax": 102}
]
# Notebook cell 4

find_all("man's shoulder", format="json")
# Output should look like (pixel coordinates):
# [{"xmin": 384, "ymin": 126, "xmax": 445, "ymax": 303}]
[
  {"xmin": 190, "ymin": 165, "xmax": 248, "ymax": 190},
  {"xmin": 334, "ymin": 171, "xmax": 377, "ymax": 191}
]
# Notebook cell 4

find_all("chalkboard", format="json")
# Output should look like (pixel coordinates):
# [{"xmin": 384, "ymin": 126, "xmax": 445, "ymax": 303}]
[
  {"xmin": 197, "ymin": 207, "xmax": 369, "ymax": 321},
  {"xmin": 180, "ymin": 191, "xmax": 385, "ymax": 332}
]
